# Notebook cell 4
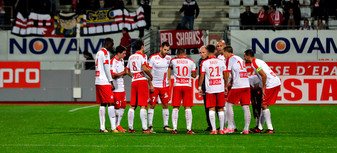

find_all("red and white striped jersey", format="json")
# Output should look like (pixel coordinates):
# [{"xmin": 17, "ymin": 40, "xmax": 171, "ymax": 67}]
[
  {"xmin": 126, "ymin": 52, "xmax": 148, "ymax": 82},
  {"xmin": 251, "ymin": 58, "xmax": 281, "ymax": 89},
  {"xmin": 148, "ymin": 53, "xmax": 171, "ymax": 88},
  {"xmin": 110, "ymin": 57, "xmax": 125, "ymax": 92},
  {"xmin": 95, "ymin": 48, "xmax": 113, "ymax": 85},
  {"xmin": 201, "ymin": 57, "xmax": 226, "ymax": 93},
  {"xmin": 225, "ymin": 54, "xmax": 250, "ymax": 89},
  {"xmin": 170, "ymin": 57, "xmax": 196, "ymax": 87}
]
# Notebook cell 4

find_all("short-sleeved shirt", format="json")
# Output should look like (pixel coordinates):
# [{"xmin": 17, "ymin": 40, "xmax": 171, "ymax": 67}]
[
  {"xmin": 170, "ymin": 57, "xmax": 196, "ymax": 87},
  {"xmin": 201, "ymin": 57, "xmax": 226, "ymax": 93},
  {"xmin": 148, "ymin": 53, "xmax": 171, "ymax": 88},
  {"xmin": 126, "ymin": 52, "xmax": 148, "ymax": 82},
  {"xmin": 110, "ymin": 57, "xmax": 125, "ymax": 92},
  {"xmin": 95, "ymin": 48, "xmax": 112, "ymax": 85},
  {"xmin": 249, "ymin": 75, "xmax": 262, "ymax": 88},
  {"xmin": 251, "ymin": 58, "xmax": 281, "ymax": 89},
  {"xmin": 225, "ymin": 54, "xmax": 250, "ymax": 89}
]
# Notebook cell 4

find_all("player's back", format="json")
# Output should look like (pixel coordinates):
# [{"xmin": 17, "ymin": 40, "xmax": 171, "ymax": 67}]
[
  {"xmin": 127, "ymin": 52, "xmax": 148, "ymax": 82},
  {"xmin": 252, "ymin": 58, "xmax": 281, "ymax": 88},
  {"xmin": 226, "ymin": 55, "xmax": 250, "ymax": 89},
  {"xmin": 171, "ymin": 57, "xmax": 196, "ymax": 87},
  {"xmin": 201, "ymin": 57, "xmax": 226, "ymax": 93},
  {"xmin": 95, "ymin": 48, "xmax": 110, "ymax": 85}
]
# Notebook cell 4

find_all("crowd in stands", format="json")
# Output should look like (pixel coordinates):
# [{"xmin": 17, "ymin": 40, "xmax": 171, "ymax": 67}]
[{"xmin": 240, "ymin": 0, "xmax": 337, "ymax": 30}]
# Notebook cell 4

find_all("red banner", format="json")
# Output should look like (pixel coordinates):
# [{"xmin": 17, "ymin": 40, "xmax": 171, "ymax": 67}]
[
  {"xmin": 0, "ymin": 62, "xmax": 40, "ymax": 88},
  {"xmin": 160, "ymin": 30, "xmax": 204, "ymax": 49}
]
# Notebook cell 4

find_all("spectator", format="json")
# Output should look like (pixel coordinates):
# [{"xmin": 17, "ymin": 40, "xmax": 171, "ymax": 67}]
[
  {"xmin": 120, "ymin": 27, "xmax": 132, "ymax": 60},
  {"xmin": 240, "ymin": 6, "xmax": 257, "ymax": 30},
  {"xmin": 312, "ymin": 0, "xmax": 324, "ymax": 20},
  {"xmin": 315, "ymin": 18, "xmax": 326, "ymax": 30},
  {"xmin": 256, "ymin": 6, "xmax": 269, "ymax": 29},
  {"xmin": 83, "ymin": 50, "xmax": 95, "ymax": 70},
  {"xmin": 268, "ymin": 5, "xmax": 283, "ymax": 30},
  {"xmin": 283, "ymin": 0, "xmax": 301, "ymax": 21},
  {"xmin": 284, "ymin": 8, "xmax": 300, "ymax": 29},
  {"xmin": 299, "ymin": 18, "xmax": 313, "ymax": 30},
  {"xmin": 179, "ymin": 0, "xmax": 199, "ymax": 30}
]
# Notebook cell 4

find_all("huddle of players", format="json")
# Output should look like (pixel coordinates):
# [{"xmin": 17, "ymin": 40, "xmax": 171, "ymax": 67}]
[{"xmin": 95, "ymin": 38, "xmax": 281, "ymax": 134}]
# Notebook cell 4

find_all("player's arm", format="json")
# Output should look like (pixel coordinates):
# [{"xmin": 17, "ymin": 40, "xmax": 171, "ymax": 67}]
[
  {"xmin": 143, "ymin": 65, "xmax": 153, "ymax": 81},
  {"xmin": 103, "ymin": 57, "xmax": 114, "ymax": 90},
  {"xmin": 191, "ymin": 71, "xmax": 197, "ymax": 78},
  {"xmin": 257, "ymin": 68, "xmax": 267, "ymax": 97},
  {"xmin": 112, "ymin": 71, "xmax": 126, "ymax": 79},
  {"xmin": 224, "ymin": 71, "xmax": 229, "ymax": 93},
  {"xmin": 125, "ymin": 68, "xmax": 132, "ymax": 77},
  {"xmin": 198, "ymin": 72, "xmax": 205, "ymax": 95},
  {"xmin": 148, "ymin": 79, "xmax": 155, "ymax": 93},
  {"xmin": 168, "ymin": 67, "xmax": 171, "ymax": 87}
]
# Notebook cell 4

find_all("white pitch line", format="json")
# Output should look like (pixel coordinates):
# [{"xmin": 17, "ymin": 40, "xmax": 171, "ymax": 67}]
[{"xmin": 69, "ymin": 105, "xmax": 97, "ymax": 112}]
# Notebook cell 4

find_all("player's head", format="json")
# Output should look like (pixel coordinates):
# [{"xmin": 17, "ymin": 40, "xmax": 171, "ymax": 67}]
[
  {"xmin": 160, "ymin": 42, "xmax": 170, "ymax": 56},
  {"xmin": 244, "ymin": 49, "xmax": 255, "ymax": 63},
  {"xmin": 223, "ymin": 46, "xmax": 233, "ymax": 58},
  {"xmin": 103, "ymin": 38, "xmax": 114, "ymax": 52},
  {"xmin": 134, "ymin": 39, "xmax": 144, "ymax": 52},
  {"xmin": 176, "ymin": 48, "xmax": 186, "ymax": 57},
  {"xmin": 115, "ymin": 45, "xmax": 127, "ymax": 59},
  {"xmin": 216, "ymin": 40, "xmax": 226, "ymax": 55},
  {"xmin": 199, "ymin": 46, "xmax": 207, "ymax": 59},
  {"xmin": 206, "ymin": 44, "xmax": 216, "ymax": 56}
]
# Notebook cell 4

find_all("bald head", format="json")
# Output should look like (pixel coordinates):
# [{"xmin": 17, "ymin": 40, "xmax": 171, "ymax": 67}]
[
  {"xmin": 216, "ymin": 40, "xmax": 226, "ymax": 56},
  {"xmin": 199, "ymin": 46, "xmax": 207, "ymax": 59}
]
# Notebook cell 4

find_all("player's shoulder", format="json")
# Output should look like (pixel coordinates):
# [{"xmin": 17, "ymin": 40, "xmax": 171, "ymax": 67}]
[
  {"xmin": 100, "ymin": 48, "xmax": 108, "ymax": 55},
  {"xmin": 149, "ymin": 53, "xmax": 159, "ymax": 59}
]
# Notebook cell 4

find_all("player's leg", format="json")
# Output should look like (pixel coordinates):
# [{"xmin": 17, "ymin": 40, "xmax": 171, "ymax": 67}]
[
  {"xmin": 216, "ymin": 92, "xmax": 225, "ymax": 134},
  {"xmin": 107, "ymin": 103, "xmax": 118, "ymax": 133},
  {"xmin": 206, "ymin": 93, "xmax": 217, "ymax": 134},
  {"xmin": 128, "ymin": 82, "xmax": 137, "ymax": 133},
  {"xmin": 240, "ymin": 88, "xmax": 251, "ymax": 135},
  {"xmin": 258, "ymin": 108, "xmax": 265, "ymax": 131},
  {"xmin": 203, "ymin": 93, "xmax": 212, "ymax": 131},
  {"xmin": 99, "ymin": 103, "xmax": 107, "ymax": 132},
  {"xmin": 160, "ymin": 87, "xmax": 172, "ymax": 131},
  {"xmin": 262, "ymin": 86, "xmax": 280, "ymax": 133},
  {"xmin": 115, "ymin": 92, "xmax": 127, "ymax": 132},
  {"xmin": 183, "ymin": 86, "xmax": 194, "ymax": 134},
  {"xmin": 171, "ymin": 86, "xmax": 181, "ymax": 133},
  {"xmin": 138, "ymin": 80, "xmax": 151, "ymax": 133},
  {"xmin": 148, "ymin": 88, "xmax": 159, "ymax": 131}
]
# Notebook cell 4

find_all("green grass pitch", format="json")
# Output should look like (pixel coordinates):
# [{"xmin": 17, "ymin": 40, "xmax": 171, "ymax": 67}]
[{"xmin": 0, "ymin": 104, "xmax": 337, "ymax": 152}]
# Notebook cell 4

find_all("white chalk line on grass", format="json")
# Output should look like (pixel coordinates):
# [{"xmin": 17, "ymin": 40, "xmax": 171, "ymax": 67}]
[
  {"xmin": 69, "ymin": 105, "xmax": 97, "ymax": 112},
  {"xmin": 1, "ymin": 144, "xmax": 336, "ymax": 149}
]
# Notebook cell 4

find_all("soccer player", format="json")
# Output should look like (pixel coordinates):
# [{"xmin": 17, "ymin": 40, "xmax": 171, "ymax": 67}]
[
  {"xmin": 244, "ymin": 49, "xmax": 281, "ymax": 133},
  {"xmin": 147, "ymin": 42, "xmax": 172, "ymax": 132},
  {"xmin": 110, "ymin": 45, "xmax": 127, "ymax": 132},
  {"xmin": 170, "ymin": 48, "xmax": 197, "ymax": 134},
  {"xmin": 198, "ymin": 44, "xmax": 226, "ymax": 135},
  {"xmin": 125, "ymin": 39, "xmax": 153, "ymax": 134},
  {"xmin": 223, "ymin": 46, "xmax": 251, "ymax": 135},
  {"xmin": 95, "ymin": 38, "xmax": 118, "ymax": 133},
  {"xmin": 248, "ymin": 75, "xmax": 263, "ymax": 133}
]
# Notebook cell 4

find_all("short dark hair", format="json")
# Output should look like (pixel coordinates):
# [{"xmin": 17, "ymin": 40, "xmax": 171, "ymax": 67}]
[
  {"xmin": 161, "ymin": 42, "xmax": 170, "ymax": 48},
  {"xmin": 176, "ymin": 48, "xmax": 185, "ymax": 55},
  {"xmin": 122, "ymin": 27, "xmax": 128, "ymax": 32},
  {"xmin": 206, "ymin": 44, "xmax": 215, "ymax": 53},
  {"xmin": 244, "ymin": 49, "xmax": 255, "ymax": 57},
  {"xmin": 116, "ymin": 45, "xmax": 126, "ymax": 54},
  {"xmin": 104, "ymin": 38, "xmax": 113, "ymax": 46},
  {"xmin": 224, "ymin": 46, "xmax": 233, "ymax": 53},
  {"xmin": 134, "ymin": 39, "xmax": 144, "ymax": 50}
]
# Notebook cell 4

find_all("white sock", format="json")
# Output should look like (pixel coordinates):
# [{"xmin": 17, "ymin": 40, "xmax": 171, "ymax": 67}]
[
  {"xmin": 263, "ymin": 109, "xmax": 273, "ymax": 130},
  {"xmin": 172, "ymin": 108, "xmax": 179, "ymax": 130},
  {"xmin": 226, "ymin": 103, "xmax": 234, "ymax": 129},
  {"xmin": 128, "ymin": 108, "xmax": 134, "ymax": 130},
  {"xmin": 116, "ymin": 108, "xmax": 125, "ymax": 126},
  {"xmin": 209, "ymin": 110, "xmax": 216, "ymax": 131},
  {"xmin": 163, "ymin": 108, "xmax": 169, "ymax": 127},
  {"xmin": 148, "ymin": 108, "xmax": 154, "ymax": 127},
  {"xmin": 99, "ymin": 106, "xmax": 106, "ymax": 130},
  {"xmin": 108, "ymin": 106, "xmax": 116, "ymax": 130},
  {"xmin": 258, "ymin": 108, "xmax": 265, "ymax": 130},
  {"xmin": 115, "ymin": 109, "xmax": 119, "ymax": 126},
  {"xmin": 242, "ymin": 105, "xmax": 251, "ymax": 131},
  {"xmin": 218, "ymin": 111, "xmax": 224, "ymax": 130},
  {"xmin": 223, "ymin": 106, "xmax": 227, "ymax": 128},
  {"xmin": 140, "ymin": 108, "xmax": 148, "ymax": 130},
  {"xmin": 185, "ymin": 109, "xmax": 192, "ymax": 131}
]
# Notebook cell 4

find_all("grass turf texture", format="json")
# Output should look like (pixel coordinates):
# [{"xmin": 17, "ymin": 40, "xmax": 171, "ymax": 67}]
[{"xmin": 0, "ymin": 105, "xmax": 337, "ymax": 152}]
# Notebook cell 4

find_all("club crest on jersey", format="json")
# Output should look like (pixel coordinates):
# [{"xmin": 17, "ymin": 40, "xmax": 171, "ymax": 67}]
[
  {"xmin": 111, "ymin": 95, "xmax": 114, "ymax": 99},
  {"xmin": 165, "ymin": 57, "xmax": 170, "ymax": 60}
]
